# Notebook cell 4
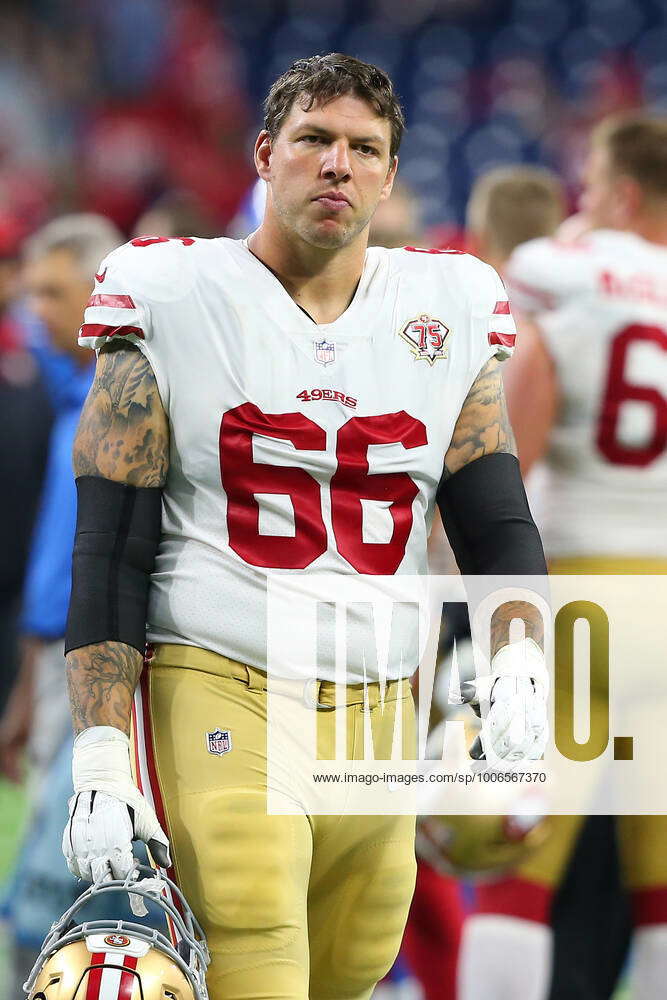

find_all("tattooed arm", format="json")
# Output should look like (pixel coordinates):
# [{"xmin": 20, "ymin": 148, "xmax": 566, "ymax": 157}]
[
  {"xmin": 442, "ymin": 357, "xmax": 516, "ymax": 480},
  {"xmin": 489, "ymin": 600, "xmax": 544, "ymax": 657},
  {"xmin": 441, "ymin": 358, "xmax": 545, "ymax": 655},
  {"xmin": 72, "ymin": 342, "xmax": 168, "ymax": 487},
  {"xmin": 66, "ymin": 342, "xmax": 169, "ymax": 736}
]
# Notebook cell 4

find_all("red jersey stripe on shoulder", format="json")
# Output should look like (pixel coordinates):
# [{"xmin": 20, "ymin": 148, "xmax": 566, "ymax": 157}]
[
  {"xmin": 493, "ymin": 300, "xmax": 511, "ymax": 314},
  {"xmin": 403, "ymin": 246, "xmax": 465, "ymax": 255},
  {"xmin": 87, "ymin": 293, "xmax": 136, "ymax": 310},
  {"xmin": 489, "ymin": 331, "xmax": 516, "ymax": 348},
  {"xmin": 80, "ymin": 323, "xmax": 145, "ymax": 341}
]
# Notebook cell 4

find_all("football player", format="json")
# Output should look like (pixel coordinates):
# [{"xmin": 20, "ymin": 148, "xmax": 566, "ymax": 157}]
[
  {"xmin": 61, "ymin": 54, "xmax": 548, "ymax": 1000},
  {"xmin": 466, "ymin": 164, "xmax": 566, "ymax": 278},
  {"xmin": 458, "ymin": 114, "xmax": 667, "ymax": 1000}
]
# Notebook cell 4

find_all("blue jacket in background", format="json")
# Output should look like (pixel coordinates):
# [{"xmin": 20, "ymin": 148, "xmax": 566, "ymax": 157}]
[{"xmin": 21, "ymin": 346, "xmax": 94, "ymax": 639}]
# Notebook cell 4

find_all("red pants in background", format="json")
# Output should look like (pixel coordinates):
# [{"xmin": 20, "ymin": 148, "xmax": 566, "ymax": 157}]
[{"xmin": 402, "ymin": 862, "xmax": 464, "ymax": 1000}]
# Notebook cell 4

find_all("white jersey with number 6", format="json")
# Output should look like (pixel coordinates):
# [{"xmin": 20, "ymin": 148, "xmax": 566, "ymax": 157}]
[
  {"xmin": 80, "ymin": 237, "xmax": 514, "ymax": 680},
  {"xmin": 507, "ymin": 228, "xmax": 667, "ymax": 559}
]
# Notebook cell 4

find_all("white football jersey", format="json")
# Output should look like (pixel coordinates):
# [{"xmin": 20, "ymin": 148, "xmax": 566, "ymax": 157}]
[
  {"xmin": 80, "ymin": 237, "xmax": 514, "ymax": 680},
  {"xmin": 507, "ymin": 229, "xmax": 667, "ymax": 559}
]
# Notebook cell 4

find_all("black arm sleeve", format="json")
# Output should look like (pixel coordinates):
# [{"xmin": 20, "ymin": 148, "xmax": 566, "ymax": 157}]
[
  {"xmin": 436, "ymin": 452, "xmax": 547, "ymax": 576},
  {"xmin": 64, "ymin": 476, "xmax": 162, "ymax": 655}
]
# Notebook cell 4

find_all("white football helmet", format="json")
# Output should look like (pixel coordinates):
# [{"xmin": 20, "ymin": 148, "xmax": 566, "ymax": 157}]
[{"xmin": 24, "ymin": 866, "xmax": 209, "ymax": 999}]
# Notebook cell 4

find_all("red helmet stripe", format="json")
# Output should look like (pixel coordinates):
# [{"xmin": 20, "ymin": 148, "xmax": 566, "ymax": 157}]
[
  {"xmin": 118, "ymin": 956, "xmax": 138, "ymax": 1000},
  {"xmin": 85, "ymin": 954, "xmax": 106, "ymax": 1000},
  {"xmin": 87, "ymin": 953, "xmax": 140, "ymax": 1000}
]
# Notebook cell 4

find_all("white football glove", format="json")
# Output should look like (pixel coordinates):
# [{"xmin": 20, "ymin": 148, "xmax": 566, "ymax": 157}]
[
  {"xmin": 461, "ymin": 638, "xmax": 549, "ymax": 768},
  {"xmin": 63, "ymin": 726, "xmax": 171, "ymax": 888}
]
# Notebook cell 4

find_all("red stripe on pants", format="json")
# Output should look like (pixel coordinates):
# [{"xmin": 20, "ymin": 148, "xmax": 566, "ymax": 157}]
[
  {"xmin": 139, "ymin": 670, "xmax": 182, "ymax": 907},
  {"xmin": 137, "ymin": 666, "xmax": 184, "ymax": 948},
  {"xmin": 402, "ymin": 862, "xmax": 464, "ymax": 1000},
  {"xmin": 131, "ymin": 701, "xmax": 144, "ymax": 797}
]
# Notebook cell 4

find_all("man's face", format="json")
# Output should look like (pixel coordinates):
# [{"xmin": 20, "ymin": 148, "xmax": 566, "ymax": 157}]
[
  {"xmin": 24, "ymin": 248, "xmax": 92, "ymax": 355},
  {"xmin": 580, "ymin": 145, "xmax": 623, "ymax": 229},
  {"xmin": 258, "ymin": 93, "xmax": 397, "ymax": 250}
]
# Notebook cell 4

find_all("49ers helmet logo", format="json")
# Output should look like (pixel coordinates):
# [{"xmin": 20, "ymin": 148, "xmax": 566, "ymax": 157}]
[
  {"xmin": 399, "ymin": 314, "xmax": 449, "ymax": 365},
  {"xmin": 103, "ymin": 933, "xmax": 131, "ymax": 948}
]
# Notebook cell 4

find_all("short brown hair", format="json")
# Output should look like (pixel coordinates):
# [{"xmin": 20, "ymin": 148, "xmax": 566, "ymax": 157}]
[
  {"xmin": 592, "ymin": 113, "xmax": 667, "ymax": 200},
  {"xmin": 264, "ymin": 53, "xmax": 405, "ymax": 159},
  {"xmin": 467, "ymin": 165, "xmax": 565, "ymax": 258}
]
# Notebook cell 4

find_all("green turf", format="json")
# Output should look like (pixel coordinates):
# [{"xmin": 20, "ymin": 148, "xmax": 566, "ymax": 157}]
[
  {"xmin": 0, "ymin": 777, "xmax": 29, "ymax": 1000},
  {"xmin": 0, "ymin": 781, "xmax": 27, "ymax": 882},
  {"xmin": 0, "ymin": 778, "xmax": 29, "ymax": 887}
]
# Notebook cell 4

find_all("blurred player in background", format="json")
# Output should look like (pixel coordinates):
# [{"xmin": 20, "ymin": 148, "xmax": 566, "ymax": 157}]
[
  {"xmin": 369, "ymin": 178, "xmax": 424, "ymax": 249},
  {"xmin": 133, "ymin": 189, "xmax": 221, "ymax": 241},
  {"xmin": 0, "ymin": 214, "xmax": 124, "ymax": 994},
  {"xmin": 466, "ymin": 165, "xmax": 566, "ymax": 277},
  {"xmin": 0, "ymin": 214, "xmax": 123, "ymax": 792},
  {"xmin": 0, "ymin": 217, "xmax": 51, "ymax": 721},
  {"xmin": 458, "ymin": 114, "xmax": 667, "ymax": 1000}
]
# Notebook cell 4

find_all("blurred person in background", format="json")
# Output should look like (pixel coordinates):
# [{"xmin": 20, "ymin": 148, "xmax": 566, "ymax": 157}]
[
  {"xmin": 0, "ymin": 213, "xmax": 126, "ymax": 993},
  {"xmin": 0, "ymin": 216, "xmax": 53, "ymax": 727},
  {"xmin": 369, "ymin": 178, "xmax": 424, "ymax": 249},
  {"xmin": 458, "ymin": 114, "xmax": 667, "ymax": 1000},
  {"xmin": 466, "ymin": 166, "xmax": 567, "ymax": 277},
  {"xmin": 0, "ymin": 214, "xmax": 123, "ymax": 791},
  {"xmin": 133, "ymin": 188, "xmax": 221, "ymax": 240}
]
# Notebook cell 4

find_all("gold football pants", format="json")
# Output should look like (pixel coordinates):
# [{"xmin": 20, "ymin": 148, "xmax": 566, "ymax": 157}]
[{"xmin": 131, "ymin": 643, "xmax": 417, "ymax": 1000}]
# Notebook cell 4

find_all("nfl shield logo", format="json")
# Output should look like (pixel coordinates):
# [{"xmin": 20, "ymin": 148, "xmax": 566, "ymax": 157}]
[
  {"xmin": 314, "ymin": 339, "xmax": 335, "ymax": 365},
  {"xmin": 206, "ymin": 728, "xmax": 232, "ymax": 756}
]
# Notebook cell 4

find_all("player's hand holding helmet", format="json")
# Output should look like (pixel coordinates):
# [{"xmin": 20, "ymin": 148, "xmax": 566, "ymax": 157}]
[
  {"xmin": 63, "ymin": 726, "xmax": 171, "ymax": 886},
  {"xmin": 25, "ymin": 866, "xmax": 210, "ymax": 999},
  {"xmin": 417, "ymin": 714, "xmax": 550, "ymax": 876},
  {"xmin": 462, "ymin": 638, "xmax": 549, "ymax": 767}
]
